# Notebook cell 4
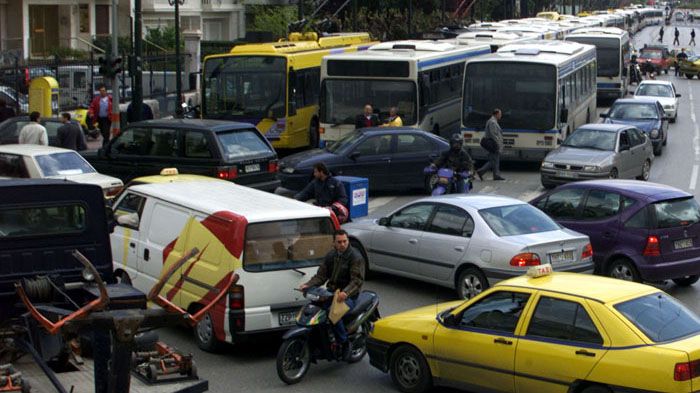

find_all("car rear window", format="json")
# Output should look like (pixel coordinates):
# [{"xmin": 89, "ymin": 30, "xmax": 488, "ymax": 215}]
[
  {"xmin": 36, "ymin": 152, "xmax": 96, "ymax": 177},
  {"xmin": 653, "ymin": 197, "xmax": 700, "ymax": 228},
  {"xmin": 479, "ymin": 204, "xmax": 560, "ymax": 237},
  {"xmin": 615, "ymin": 292, "xmax": 700, "ymax": 342},
  {"xmin": 217, "ymin": 129, "xmax": 272, "ymax": 161},
  {"xmin": 0, "ymin": 204, "xmax": 86, "ymax": 238},
  {"xmin": 243, "ymin": 217, "xmax": 335, "ymax": 272}
]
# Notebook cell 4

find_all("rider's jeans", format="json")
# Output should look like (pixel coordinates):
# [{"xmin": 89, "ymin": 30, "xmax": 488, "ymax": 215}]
[
  {"xmin": 454, "ymin": 178, "xmax": 466, "ymax": 193},
  {"xmin": 326, "ymin": 297, "xmax": 355, "ymax": 343}
]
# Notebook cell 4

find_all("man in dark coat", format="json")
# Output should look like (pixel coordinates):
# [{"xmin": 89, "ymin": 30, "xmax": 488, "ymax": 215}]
[
  {"xmin": 354, "ymin": 104, "xmax": 380, "ymax": 129},
  {"xmin": 57, "ymin": 113, "xmax": 87, "ymax": 151}
]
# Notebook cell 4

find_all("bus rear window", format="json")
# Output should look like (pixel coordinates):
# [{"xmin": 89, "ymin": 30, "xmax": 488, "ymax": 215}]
[
  {"xmin": 243, "ymin": 218, "xmax": 334, "ymax": 272},
  {"xmin": 0, "ymin": 204, "xmax": 86, "ymax": 238}
]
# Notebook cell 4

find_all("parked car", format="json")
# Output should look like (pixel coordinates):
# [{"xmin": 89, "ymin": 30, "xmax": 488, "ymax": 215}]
[
  {"xmin": 81, "ymin": 119, "xmax": 280, "ymax": 192},
  {"xmin": 540, "ymin": 124, "xmax": 653, "ymax": 188},
  {"xmin": 343, "ymin": 194, "xmax": 593, "ymax": 299},
  {"xmin": 679, "ymin": 54, "xmax": 700, "ymax": 79},
  {"xmin": 0, "ymin": 66, "xmax": 56, "ymax": 94},
  {"xmin": 0, "ymin": 116, "xmax": 63, "ymax": 146},
  {"xmin": 531, "ymin": 179, "xmax": 700, "ymax": 286},
  {"xmin": 278, "ymin": 128, "xmax": 450, "ymax": 192},
  {"xmin": 638, "ymin": 44, "xmax": 673, "ymax": 74},
  {"xmin": 0, "ymin": 144, "xmax": 123, "ymax": 198},
  {"xmin": 0, "ymin": 85, "xmax": 28, "ymax": 114},
  {"xmin": 600, "ymin": 98, "xmax": 668, "ymax": 155},
  {"xmin": 633, "ymin": 80, "xmax": 680, "ymax": 122},
  {"xmin": 368, "ymin": 269, "xmax": 700, "ymax": 393}
]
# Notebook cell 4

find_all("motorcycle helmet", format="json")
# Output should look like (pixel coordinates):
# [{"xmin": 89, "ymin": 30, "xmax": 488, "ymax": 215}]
[
  {"xmin": 450, "ymin": 133, "xmax": 463, "ymax": 151},
  {"xmin": 329, "ymin": 202, "xmax": 349, "ymax": 224}
]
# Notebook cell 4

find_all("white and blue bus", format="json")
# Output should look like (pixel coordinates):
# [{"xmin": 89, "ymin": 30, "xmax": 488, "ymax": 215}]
[
  {"xmin": 319, "ymin": 40, "xmax": 491, "ymax": 143},
  {"xmin": 461, "ymin": 40, "xmax": 597, "ymax": 161},
  {"xmin": 566, "ymin": 27, "xmax": 631, "ymax": 99}
]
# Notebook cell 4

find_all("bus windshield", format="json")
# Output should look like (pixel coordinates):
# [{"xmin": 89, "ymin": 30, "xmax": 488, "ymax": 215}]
[
  {"xmin": 321, "ymin": 79, "xmax": 417, "ymax": 126},
  {"xmin": 203, "ymin": 56, "xmax": 286, "ymax": 120},
  {"xmin": 567, "ymin": 37, "xmax": 621, "ymax": 77},
  {"xmin": 463, "ymin": 62, "xmax": 556, "ymax": 131}
]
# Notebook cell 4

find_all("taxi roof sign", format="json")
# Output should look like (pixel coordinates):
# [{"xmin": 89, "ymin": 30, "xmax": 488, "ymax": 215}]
[
  {"xmin": 160, "ymin": 168, "xmax": 179, "ymax": 176},
  {"xmin": 527, "ymin": 264, "xmax": 553, "ymax": 278}
]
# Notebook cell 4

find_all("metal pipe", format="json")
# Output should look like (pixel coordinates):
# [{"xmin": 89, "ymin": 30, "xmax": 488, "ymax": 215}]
[{"xmin": 111, "ymin": 0, "xmax": 120, "ymax": 140}]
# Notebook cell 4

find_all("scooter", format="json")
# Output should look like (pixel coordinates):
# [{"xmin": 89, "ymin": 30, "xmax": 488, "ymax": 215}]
[
  {"xmin": 424, "ymin": 166, "xmax": 473, "ymax": 196},
  {"xmin": 276, "ymin": 287, "xmax": 380, "ymax": 385},
  {"xmin": 71, "ymin": 97, "xmax": 100, "ymax": 139}
]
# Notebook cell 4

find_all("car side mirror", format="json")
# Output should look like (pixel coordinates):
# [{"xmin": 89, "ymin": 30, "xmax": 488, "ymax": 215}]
[
  {"xmin": 378, "ymin": 217, "xmax": 389, "ymax": 226},
  {"xmin": 348, "ymin": 151, "xmax": 360, "ymax": 161},
  {"xmin": 677, "ymin": 93, "xmax": 682, "ymax": 97},
  {"xmin": 442, "ymin": 313, "xmax": 457, "ymax": 327},
  {"xmin": 116, "ymin": 212, "xmax": 140, "ymax": 228}
]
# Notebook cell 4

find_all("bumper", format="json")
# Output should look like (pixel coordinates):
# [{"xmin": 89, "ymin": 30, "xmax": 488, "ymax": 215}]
[
  {"xmin": 367, "ymin": 337, "xmax": 392, "ymax": 373},
  {"xmin": 541, "ymin": 169, "xmax": 610, "ymax": 186},
  {"xmin": 483, "ymin": 260, "xmax": 595, "ymax": 280},
  {"xmin": 277, "ymin": 172, "xmax": 310, "ymax": 192},
  {"xmin": 638, "ymin": 256, "xmax": 700, "ymax": 281},
  {"xmin": 597, "ymin": 88, "xmax": 624, "ymax": 99},
  {"xmin": 467, "ymin": 147, "xmax": 549, "ymax": 162}
]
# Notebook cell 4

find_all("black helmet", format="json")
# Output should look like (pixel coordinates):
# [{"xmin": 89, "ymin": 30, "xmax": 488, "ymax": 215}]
[{"xmin": 450, "ymin": 133, "xmax": 463, "ymax": 150}]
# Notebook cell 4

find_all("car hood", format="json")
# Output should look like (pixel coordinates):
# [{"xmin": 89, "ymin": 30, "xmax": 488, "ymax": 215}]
[
  {"xmin": 605, "ymin": 118, "xmax": 659, "ymax": 132},
  {"xmin": 545, "ymin": 146, "xmax": 615, "ymax": 165},
  {"xmin": 279, "ymin": 148, "xmax": 337, "ymax": 170},
  {"xmin": 47, "ymin": 172, "xmax": 123, "ymax": 189},
  {"xmin": 343, "ymin": 217, "xmax": 378, "ymax": 231}
]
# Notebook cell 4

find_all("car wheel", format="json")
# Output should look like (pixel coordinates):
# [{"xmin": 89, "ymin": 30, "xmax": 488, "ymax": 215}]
[
  {"xmin": 389, "ymin": 345, "xmax": 432, "ymax": 393},
  {"xmin": 686, "ymin": 73, "xmax": 695, "ymax": 79},
  {"xmin": 350, "ymin": 239, "xmax": 372, "ymax": 280},
  {"xmin": 456, "ymin": 267, "xmax": 489, "ymax": 300},
  {"xmin": 653, "ymin": 143, "xmax": 662, "ymax": 156},
  {"xmin": 194, "ymin": 311, "xmax": 224, "ymax": 352},
  {"xmin": 672, "ymin": 275, "xmax": 700, "ymax": 286},
  {"xmin": 607, "ymin": 258, "xmax": 641, "ymax": 282},
  {"xmin": 608, "ymin": 168, "xmax": 619, "ymax": 179},
  {"xmin": 637, "ymin": 159, "xmax": 651, "ymax": 181},
  {"xmin": 670, "ymin": 114, "xmax": 676, "ymax": 124},
  {"xmin": 580, "ymin": 385, "xmax": 612, "ymax": 393}
]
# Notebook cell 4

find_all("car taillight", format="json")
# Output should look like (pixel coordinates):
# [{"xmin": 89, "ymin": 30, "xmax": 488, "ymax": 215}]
[
  {"xmin": 268, "ymin": 160, "xmax": 278, "ymax": 173},
  {"xmin": 643, "ymin": 235, "xmax": 661, "ymax": 256},
  {"xmin": 229, "ymin": 284, "xmax": 244, "ymax": 310},
  {"xmin": 217, "ymin": 166, "xmax": 238, "ymax": 180},
  {"xmin": 104, "ymin": 185, "xmax": 123, "ymax": 198},
  {"xmin": 510, "ymin": 253, "xmax": 541, "ymax": 267},
  {"xmin": 581, "ymin": 243, "xmax": 593, "ymax": 259},
  {"xmin": 674, "ymin": 360, "xmax": 700, "ymax": 381}
]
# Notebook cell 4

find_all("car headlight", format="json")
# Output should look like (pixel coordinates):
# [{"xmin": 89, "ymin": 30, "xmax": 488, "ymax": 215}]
[
  {"xmin": 281, "ymin": 167, "xmax": 295, "ymax": 174},
  {"xmin": 541, "ymin": 161, "xmax": 555, "ymax": 169},
  {"xmin": 583, "ymin": 165, "xmax": 599, "ymax": 172},
  {"xmin": 650, "ymin": 128, "xmax": 659, "ymax": 138}
]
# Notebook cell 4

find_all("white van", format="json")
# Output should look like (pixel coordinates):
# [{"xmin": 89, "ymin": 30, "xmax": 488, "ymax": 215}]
[{"xmin": 110, "ymin": 177, "xmax": 338, "ymax": 351}]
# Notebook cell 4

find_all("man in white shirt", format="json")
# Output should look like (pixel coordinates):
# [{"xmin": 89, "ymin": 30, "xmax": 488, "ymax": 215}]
[{"xmin": 19, "ymin": 111, "xmax": 48, "ymax": 146}]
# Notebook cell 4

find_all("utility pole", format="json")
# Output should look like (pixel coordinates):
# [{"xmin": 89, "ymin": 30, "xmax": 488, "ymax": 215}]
[
  {"xmin": 111, "ymin": 0, "xmax": 120, "ymax": 141},
  {"xmin": 169, "ymin": 0, "xmax": 184, "ymax": 117},
  {"xmin": 133, "ymin": 0, "xmax": 143, "ymax": 122}
]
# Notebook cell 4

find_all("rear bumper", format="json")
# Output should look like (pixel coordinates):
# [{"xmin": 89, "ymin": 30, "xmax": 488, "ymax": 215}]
[
  {"xmin": 541, "ymin": 169, "xmax": 610, "ymax": 186},
  {"xmin": 236, "ymin": 178, "xmax": 281, "ymax": 192},
  {"xmin": 638, "ymin": 257, "xmax": 700, "ymax": 281},
  {"xmin": 367, "ymin": 337, "xmax": 392, "ymax": 373},
  {"xmin": 277, "ymin": 173, "xmax": 310, "ymax": 192},
  {"xmin": 483, "ymin": 260, "xmax": 595, "ymax": 280}
]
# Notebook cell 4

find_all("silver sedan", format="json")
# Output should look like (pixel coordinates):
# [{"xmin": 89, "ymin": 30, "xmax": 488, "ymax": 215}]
[
  {"xmin": 540, "ymin": 124, "xmax": 654, "ymax": 189},
  {"xmin": 344, "ymin": 195, "xmax": 594, "ymax": 299}
]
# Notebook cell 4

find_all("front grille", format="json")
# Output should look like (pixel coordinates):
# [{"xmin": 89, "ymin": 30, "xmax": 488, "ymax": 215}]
[{"xmin": 553, "ymin": 164, "xmax": 583, "ymax": 170}]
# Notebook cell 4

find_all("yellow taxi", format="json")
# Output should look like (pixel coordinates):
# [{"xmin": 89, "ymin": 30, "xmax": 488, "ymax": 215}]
[{"xmin": 368, "ymin": 265, "xmax": 700, "ymax": 393}]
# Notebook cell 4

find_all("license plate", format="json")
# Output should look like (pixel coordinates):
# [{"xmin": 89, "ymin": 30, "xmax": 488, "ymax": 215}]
[
  {"xmin": 549, "ymin": 250, "xmax": 575, "ymax": 263},
  {"xmin": 556, "ymin": 170, "xmax": 578, "ymax": 178},
  {"xmin": 674, "ymin": 238, "xmax": 693, "ymax": 250},
  {"xmin": 278, "ymin": 311, "xmax": 297, "ymax": 326},
  {"xmin": 245, "ymin": 164, "xmax": 260, "ymax": 173}
]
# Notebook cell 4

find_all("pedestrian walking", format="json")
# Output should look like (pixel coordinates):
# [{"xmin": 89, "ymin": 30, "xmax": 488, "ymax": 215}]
[
  {"xmin": 89, "ymin": 85, "xmax": 113, "ymax": 147},
  {"xmin": 476, "ymin": 108, "xmax": 505, "ymax": 181},
  {"xmin": 18, "ymin": 112, "xmax": 48, "ymax": 146},
  {"xmin": 674, "ymin": 27, "xmax": 680, "ymax": 46},
  {"xmin": 691, "ymin": 29, "xmax": 696, "ymax": 46},
  {"xmin": 659, "ymin": 26, "xmax": 665, "ymax": 42},
  {"xmin": 57, "ymin": 113, "xmax": 87, "ymax": 151},
  {"xmin": 0, "ymin": 99, "xmax": 15, "ymax": 123}
]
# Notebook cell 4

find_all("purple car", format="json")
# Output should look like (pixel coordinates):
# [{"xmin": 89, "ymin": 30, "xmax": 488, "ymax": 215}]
[{"xmin": 530, "ymin": 179, "xmax": 700, "ymax": 286}]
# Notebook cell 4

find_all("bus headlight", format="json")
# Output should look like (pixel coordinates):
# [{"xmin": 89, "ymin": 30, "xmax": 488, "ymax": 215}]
[
  {"xmin": 650, "ymin": 129, "xmax": 659, "ymax": 138},
  {"xmin": 541, "ymin": 161, "xmax": 555, "ymax": 169}
]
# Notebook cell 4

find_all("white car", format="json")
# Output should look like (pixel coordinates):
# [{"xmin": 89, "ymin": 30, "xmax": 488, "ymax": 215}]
[
  {"xmin": 633, "ymin": 80, "xmax": 680, "ymax": 122},
  {"xmin": 0, "ymin": 144, "xmax": 123, "ymax": 198}
]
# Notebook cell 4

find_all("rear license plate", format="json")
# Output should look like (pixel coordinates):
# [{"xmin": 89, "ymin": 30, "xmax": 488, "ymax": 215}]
[
  {"xmin": 279, "ymin": 311, "xmax": 297, "ymax": 326},
  {"xmin": 245, "ymin": 164, "xmax": 261, "ymax": 173},
  {"xmin": 674, "ymin": 238, "xmax": 693, "ymax": 250},
  {"xmin": 549, "ymin": 250, "xmax": 575, "ymax": 263},
  {"xmin": 556, "ymin": 170, "xmax": 577, "ymax": 178}
]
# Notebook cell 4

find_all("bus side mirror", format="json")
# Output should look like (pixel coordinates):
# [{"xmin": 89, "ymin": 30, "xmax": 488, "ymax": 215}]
[{"xmin": 560, "ymin": 108, "xmax": 568, "ymax": 123}]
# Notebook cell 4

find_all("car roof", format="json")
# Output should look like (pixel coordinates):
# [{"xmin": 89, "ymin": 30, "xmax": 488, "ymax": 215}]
[
  {"xmin": 130, "ymin": 173, "xmax": 217, "ymax": 185},
  {"xmin": 127, "ymin": 119, "xmax": 257, "ymax": 133},
  {"xmin": 0, "ymin": 144, "xmax": 76, "ymax": 156},
  {"xmin": 577, "ymin": 123, "xmax": 628, "ymax": 132},
  {"xmin": 415, "ymin": 194, "xmax": 526, "ymax": 210},
  {"xmin": 637, "ymin": 80, "xmax": 673, "ymax": 86},
  {"xmin": 612, "ymin": 97, "xmax": 660, "ymax": 105},
  {"xmin": 126, "ymin": 180, "xmax": 332, "ymax": 222},
  {"xmin": 497, "ymin": 272, "xmax": 658, "ymax": 304},
  {"xmin": 554, "ymin": 179, "xmax": 690, "ymax": 201}
]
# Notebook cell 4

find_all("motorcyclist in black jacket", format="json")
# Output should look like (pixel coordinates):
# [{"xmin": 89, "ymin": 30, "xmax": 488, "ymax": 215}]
[{"xmin": 431, "ymin": 133, "xmax": 475, "ymax": 192}]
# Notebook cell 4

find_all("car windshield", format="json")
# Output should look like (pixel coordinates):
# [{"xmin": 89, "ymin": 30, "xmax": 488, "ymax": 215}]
[
  {"xmin": 636, "ymin": 84, "xmax": 674, "ymax": 97},
  {"xmin": 216, "ymin": 129, "xmax": 272, "ymax": 161},
  {"xmin": 653, "ymin": 197, "xmax": 700, "ymax": 228},
  {"xmin": 640, "ymin": 51, "xmax": 662, "ymax": 59},
  {"xmin": 35, "ymin": 152, "xmax": 96, "ymax": 177},
  {"xmin": 562, "ymin": 128, "xmax": 617, "ymax": 151},
  {"xmin": 479, "ymin": 203, "xmax": 560, "ymax": 237},
  {"xmin": 608, "ymin": 103, "xmax": 659, "ymax": 120},
  {"xmin": 326, "ymin": 130, "xmax": 362, "ymax": 154},
  {"xmin": 615, "ymin": 292, "xmax": 700, "ymax": 342}
]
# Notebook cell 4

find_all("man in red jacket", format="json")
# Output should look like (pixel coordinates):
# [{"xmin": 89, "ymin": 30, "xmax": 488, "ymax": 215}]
[{"xmin": 89, "ymin": 85, "xmax": 113, "ymax": 147}]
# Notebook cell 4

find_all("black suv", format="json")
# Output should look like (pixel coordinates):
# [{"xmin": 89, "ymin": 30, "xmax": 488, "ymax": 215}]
[{"xmin": 82, "ymin": 119, "xmax": 280, "ymax": 192}]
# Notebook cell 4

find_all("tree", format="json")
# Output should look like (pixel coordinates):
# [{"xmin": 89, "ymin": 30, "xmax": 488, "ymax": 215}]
[{"xmin": 247, "ymin": 5, "xmax": 299, "ymax": 39}]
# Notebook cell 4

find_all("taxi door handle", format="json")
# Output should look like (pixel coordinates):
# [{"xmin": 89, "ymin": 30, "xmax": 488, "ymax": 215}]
[
  {"xmin": 408, "ymin": 239, "xmax": 418, "ymax": 245},
  {"xmin": 494, "ymin": 338, "xmax": 513, "ymax": 345},
  {"xmin": 454, "ymin": 246, "xmax": 465, "ymax": 252},
  {"xmin": 575, "ymin": 349, "xmax": 596, "ymax": 357},
  {"xmin": 129, "ymin": 242, "xmax": 135, "ymax": 248}
]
